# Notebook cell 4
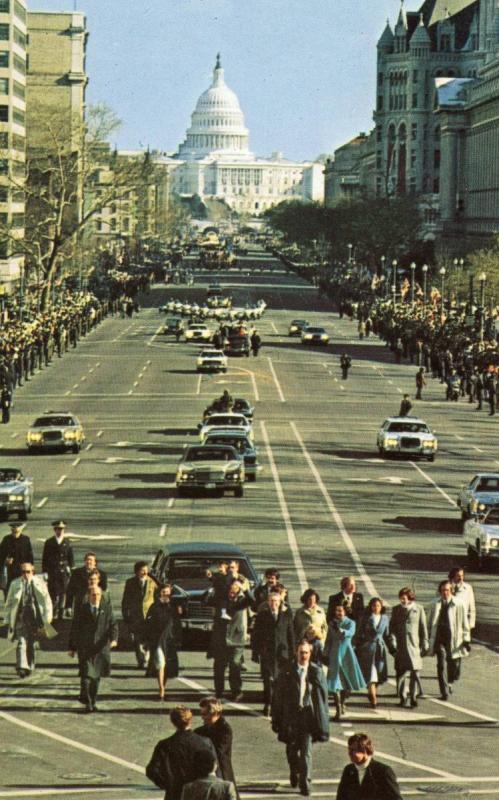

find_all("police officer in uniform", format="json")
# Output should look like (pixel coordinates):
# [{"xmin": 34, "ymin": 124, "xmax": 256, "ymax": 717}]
[
  {"xmin": 42, "ymin": 520, "xmax": 74, "ymax": 620},
  {"xmin": 0, "ymin": 522, "xmax": 34, "ymax": 598}
]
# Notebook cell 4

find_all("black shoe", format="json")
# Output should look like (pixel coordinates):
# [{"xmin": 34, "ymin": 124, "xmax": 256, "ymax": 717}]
[
  {"xmin": 232, "ymin": 692, "xmax": 243, "ymax": 703},
  {"xmin": 83, "ymin": 705, "xmax": 94, "ymax": 713},
  {"xmin": 440, "ymin": 693, "xmax": 448, "ymax": 701},
  {"xmin": 263, "ymin": 704, "xmax": 270, "ymax": 718},
  {"xmin": 289, "ymin": 772, "xmax": 298, "ymax": 789},
  {"xmin": 410, "ymin": 699, "xmax": 418, "ymax": 708},
  {"xmin": 299, "ymin": 784, "xmax": 311, "ymax": 796}
]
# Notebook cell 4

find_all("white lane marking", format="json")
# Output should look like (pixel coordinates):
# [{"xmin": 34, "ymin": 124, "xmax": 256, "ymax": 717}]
[
  {"xmin": 96, "ymin": 430, "xmax": 103, "ymax": 438},
  {"xmin": 147, "ymin": 323, "xmax": 163, "ymax": 347},
  {"xmin": 80, "ymin": 376, "xmax": 86, "ymax": 382},
  {"xmin": 260, "ymin": 421, "xmax": 307, "ymax": 593},
  {"xmin": 473, "ymin": 445, "xmax": 484, "ymax": 453},
  {"xmin": 85, "ymin": 443, "xmax": 93, "ymax": 451},
  {"xmin": 430, "ymin": 696, "xmax": 497, "ymax": 722},
  {"xmin": 89, "ymin": 368, "xmax": 94, "ymax": 374},
  {"xmin": 10, "ymin": 432, "xmax": 18, "ymax": 439},
  {"xmin": 270, "ymin": 321, "xmax": 278, "ymax": 334},
  {"xmin": 290, "ymin": 421, "xmax": 377, "ymax": 597},
  {"xmin": 128, "ymin": 390, "xmax": 133, "ymax": 395},
  {"xmin": 328, "ymin": 735, "xmax": 458, "ymax": 779},
  {"xmin": 168, "ymin": 498, "xmax": 175, "ymax": 508},
  {"xmin": 159, "ymin": 524, "xmax": 167, "ymax": 538},
  {"xmin": 267, "ymin": 357, "xmax": 286, "ymax": 402},
  {"xmin": 409, "ymin": 461, "xmax": 457, "ymax": 507},
  {"xmin": 56, "ymin": 475, "xmax": 67, "ymax": 486},
  {"xmin": 133, "ymin": 381, "xmax": 139, "ymax": 387},
  {"xmin": 72, "ymin": 383, "xmax": 79, "ymax": 389},
  {"xmin": 396, "ymin": 387, "xmax": 403, "ymax": 393},
  {"xmin": 455, "ymin": 433, "xmax": 464, "ymax": 441},
  {"xmin": 147, "ymin": 359, "xmax": 151, "ymax": 365},
  {"xmin": 96, "ymin": 362, "xmax": 101, "ymax": 367},
  {"xmin": 196, "ymin": 374, "xmax": 202, "ymax": 395},
  {"xmin": 388, "ymin": 379, "xmax": 393, "ymax": 384},
  {"xmin": 36, "ymin": 497, "xmax": 48, "ymax": 509},
  {"xmin": 0, "ymin": 710, "xmax": 144, "ymax": 775},
  {"xmin": 71, "ymin": 457, "xmax": 81, "ymax": 467},
  {"xmin": 64, "ymin": 390, "xmax": 71, "ymax": 396}
]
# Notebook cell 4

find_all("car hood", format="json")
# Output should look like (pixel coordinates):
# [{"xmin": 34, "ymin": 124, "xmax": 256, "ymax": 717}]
[
  {"xmin": 0, "ymin": 480, "xmax": 25, "ymax": 491},
  {"xmin": 480, "ymin": 524, "xmax": 499, "ymax": 536},
  {"xmin": 474, "ymin": 493, "xmax": 499, "ymax": 504},
  {"xmin": 181, "ymin": 458, "xmax": 241, "ymax": 471}
]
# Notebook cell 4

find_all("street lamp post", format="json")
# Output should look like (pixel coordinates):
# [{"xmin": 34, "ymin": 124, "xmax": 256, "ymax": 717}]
[
  {"xmin": 348, "ymin": 243, "xmax": 353, "ymax": 264},
  {"xmin": 439, "ymin": 267, "xmax": 446, "ymax": 315},
  {"xmin": 392, "ymin": 259, "xmax": 398, "ymax": 306},
  {"xmin": 422, "ymin": 264, "xmax": 428, "ymax": 309},
  {"xmin": 410, "ymin": 262, "xmax": 416, "ymax": 306},
  {"xmin": 479, "ymin": 271, "xmax": 487, "ymax": 342}
]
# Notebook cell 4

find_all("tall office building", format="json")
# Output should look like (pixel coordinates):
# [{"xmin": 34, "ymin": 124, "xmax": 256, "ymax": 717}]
[{"xmin": 0, "ymin": 0, "xmax": 26, "ymax": 295}]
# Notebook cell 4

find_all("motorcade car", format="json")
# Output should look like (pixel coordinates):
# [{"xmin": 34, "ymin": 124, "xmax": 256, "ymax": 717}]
[
  {"xmin": 196, "ymin": 348, "xmax": 228, "ymax": 373},
  {"xmin": 457, "ymin": 473, "xmax": 499, "ymax": 520},
  {"xmin": 26, "ymin": 412, "xmax": 85, "ymax": 454},
  {"xmin": 199, "ymin": 412, "xmax": 253, "ymax": 442},
  {"xmin": 204, "ymin": 431, "xmax": 259, "ymax": 481},
  {"xmin": 463, "ymin": 506, "xmax": 499, "ymax": 569},
  {"xmin": 301, "ymin": 325, "xmax": 329, "ymax": 345},
  {"xmin": 176, "ymin": 444, "xmax": 245, "ymax": 497},
  {"xmin": 0, "ymin": 468, "xmax": 34, "ymax": 520},
  {"xmin": 232, "ymin": 398, "xmax": 254, "ymax": 419},
  {"xmin": 150, "ymin": 542, "xmax": 258, "ymax": 633},
  {"xmin": 288, "ymin": 319, "xmax": 309, "ymax": 336},
  {"xmin": 162, "ymin": 316, "xmax": 184, "ymax": 335},
  {"xmin": 224, "ymin": 331, "xmax": 250, "ymax": 357},
  {"xmin": 184, "ymin": 323, "xmax": 213, "ymax": 342},
  {"xmin": 376, "ymin": 417, "xmax": 438, "ymax": 461}
]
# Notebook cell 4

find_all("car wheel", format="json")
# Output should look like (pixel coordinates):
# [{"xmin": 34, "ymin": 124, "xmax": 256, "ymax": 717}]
[
  {"xmin": 234, "ymin": 485, "xmax": 244, "ymax": 498},
  {"xmin": 19, "ymin": 509, "xmax": 28, "ymax": 522},
  {"xmin": 247, "ymin": 474, "xmax": 256, "ymax": 482},
  {"xmin": 461, "ymin": 511, "xmax": 468, "ymax": 522},
  {"xmin": 428, "ymin": 454, "xmax": 435, "ymax": 462},
  {"xmin": 177, "ymin": 485, "xmax": 187, "ymax": 498},
  {"xmin": 72, "ymin": 444, "xmax": 81, "ymax": 454}
]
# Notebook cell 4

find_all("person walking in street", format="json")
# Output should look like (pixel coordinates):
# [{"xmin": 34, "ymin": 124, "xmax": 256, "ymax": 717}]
[
  {"xmin": 0, "ymin": 522, "xmax": 34, "ymax": 598},
  {"xmin": 327, "ymin": 577, "xmax": 364, "ymax": 625},
  {"xmin": 181, "ymin": 749, "xmax": 237, "ymax": 800},
  {"xmin": 121, "ymin": 560, "xmax": 157, "ymax": 669},
  {"xmin": 358, "ymin": 320, "xmax": 366, "ymax": 340},
  {"xmin": 340, "ymin": 354, "xmax": 352, "ymax": 380},
  {"xmin": 1, "ymin": 384, "xmax": 12, "ymax": 423},
  {"xmin": 336, "ymin": 732, "xmax": 403, "ymax": 800},
  {"xmin": 398, "ymin": 394, "xmax": 412, "ymax": 417},
  {"xmin": 427, "ymin": 580, "xmax": 470, "ymax": 701},
  {"xmin": 208, "ymin": 578, "xmax": 253, "ymax": 701},
  {"xmin": 294, "ymin": 589, "xmax": 328, "ymax": 644},
  {"xmin": 271, "ymin": 640, "xmax": 330, "ymax": 797},
  {"xmin": 146, "ymin": 705, "xmax": 217, "ymax": 800},
  {"xmin": 475, "ymin": 370, "xmax": 484, "ymax": 411},
  {"xmin": 415, "ymin": 368, "xmax": 426, "ymax": 400},
  {"xmin": 195, "ymin": 697, "xmax": 238, "ymax": 792},
  {"xmin": 356, "ymin": 598, "xmax": 390, "ymax": 709},
  {"xmin": 388, "ymin": 587, "xmax": 428, "ymax": 708},
  {"xmin": 485, "ymin": 371, "xmax": 497, "ymax": 416},
  {"xmin": 448, "ymin": 566, "xmax": 476, "ymax": 632},
  {"xmin": 323, "ymin": 604, "xmax": 366, "ymax": 720},
  {"xmin": 144, "ymin": 583, "xmax": 182, "ymax": 700},
  {"xmin": 5, "ymin": 562, "xmax": 53, "ymax": 677},
  {"xmin": 41, "ymin": 520, "xmax": 74, "ymax": 620},
  {"xmin": 250, "ymin": 329, "xmax": 261, "ymax": 357},
  {"xmin": 252, "ymin": 588, "xmax": 295, "ymax": 717},
  {"xmin": 65, "ymin": 552, "xmax": 108, "ymax": 614},
  {"xmin": 68, "ymin": 584, "xmax": 118, "ymax": 713}
]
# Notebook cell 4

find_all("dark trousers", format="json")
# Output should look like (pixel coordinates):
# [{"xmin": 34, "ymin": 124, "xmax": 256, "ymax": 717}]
[
  {"xmin": 81, "ymin": 675, "xmax": 100, "ymax": 709},
  {"xmin": 260, "ymin": 659, "xmax": 277, "ymax": 706},
  {"xmin": 435, "ymin": 643, "xmax": 460, "ymax": 697},
  {"xmin": 286, "ymin": 709, "xmax": 314, "ymax": 790},
  {"xmin": 214, "ymin": 646, "xmax": 244, "ymax": 696}
]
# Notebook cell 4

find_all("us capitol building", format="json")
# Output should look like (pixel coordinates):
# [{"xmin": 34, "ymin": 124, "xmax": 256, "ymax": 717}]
[{"xmin": 163, "ymin": 55, "xmax": 324, "ymax": 215}]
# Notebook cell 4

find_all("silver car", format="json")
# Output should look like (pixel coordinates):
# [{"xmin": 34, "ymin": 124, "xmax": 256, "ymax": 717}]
[
  {"xmin": 176, "ymin": 444, "xmax": 245, "ymax": 497},
  {"xmin": 26, "ymin": 412, "xmax": 86, "ymax": 454},
  {"xmin": 0, "ymin": 468, "xmax": 34, "ymax": 520},
  {"xmin": 376, "ymin": 417, "xmax": 438, "ymax": 461},
  {"xmin": 457, "ymin": 473, "xmax": 499, "ymax": 521},
  {"xmin": 463, "ymin": 506, "xmax": 499, "ymax": 569}
]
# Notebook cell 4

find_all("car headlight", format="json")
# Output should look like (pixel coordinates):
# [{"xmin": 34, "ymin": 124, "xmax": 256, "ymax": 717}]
[
  {"xmin": 64, "ymin": 431, "xmax": 77, "ymax": 439},
  {"xmin": 304, "ymin": 334, "xmax": 312, "ymax": 340},
  {"xmin": 9, "ymin": 494, "xmax": 23, "ymax": 502},
  {"xmin": 185, "ymin": 332, "xmax": 193, "ymax": 338},
  {"xmin": 477, "ymin": 502, "xmax": 486, "ymax": 512},
  {"xmin": 385, "ymin": 438, "xmax": 398, "ymax": 446},
  {"xmin": 226, "ymin": 470, "xmax": 241, "ymax": 480},
  {"xmin": 423, "ymin": 440, "xmax": 437, "ymax": 448},
  {"xmin": 28, "ymin": 432, "xmax": 43, "ymax": 442},
  {"xmin": 489, "ymin": 538, "xmax": 499, "ymax": 547}
]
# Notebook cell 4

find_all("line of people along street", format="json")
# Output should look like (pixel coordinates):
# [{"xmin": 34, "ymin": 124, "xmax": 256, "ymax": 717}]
[{"xmin": 1, "ymin": 522, "xmax": 476, "ymax": 797}]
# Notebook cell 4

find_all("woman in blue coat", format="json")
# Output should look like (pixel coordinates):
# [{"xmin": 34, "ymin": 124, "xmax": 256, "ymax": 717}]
[
  {"xmin": 324, "ymin": 603, "xmax": 365, "ymax": 719},
  {"xmin": 356, "ymin": 597, "xmax": 390, "ymax": 709}
]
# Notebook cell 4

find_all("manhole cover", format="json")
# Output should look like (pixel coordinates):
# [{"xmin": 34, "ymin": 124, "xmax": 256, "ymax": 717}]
[
  {"xmin": 418, "ymin": 786, "xmax": 467, "ymax": 794},
  {"xmin": 59, "ymin": 772, "xmax": 109, "ymax": 782}
]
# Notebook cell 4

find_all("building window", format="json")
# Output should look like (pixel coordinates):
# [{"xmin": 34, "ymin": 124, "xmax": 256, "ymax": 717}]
[
  {"xmin": 11, "ymin": 160, "xmax": 23, "ymax": 177},
  {"xmin": 0, "ymin": 24, "xmax": 9, "ymax": 41},
  {"xmin": 0, "ymin": 158, "xmax": 7, "ymax": 174},
  {"xmin": 411, "ymin": 149, "xmax": 417, "ymax": 168},
  {"xmin": 409, "ymin": 177, "xmax": 417, "ymax": 195},
  {"xmin": 412, "ymin": 93, "xmax": 418, "ymax": 109},
  {"xmin": 433, "ymin": 177, "xmax": 440, "ymax": 193},
  {"xmin": 0, "ymin": 77, "xmax": 7, "ymax": 95},
  {"xmin": 0, "ymin": 131, "xmax": 7, "ymax": 147},
  {"xmin": 0, "ymin": 1, "xmax": 10, "ymax": 11},
  {"xmin": 411, "ymin": 123, "xmax": 418, "ymax": 140},
  {"xmin": 378, "ymin": 72, "xmax": 384, "ymax": 86},
  {"xmin": 376, "ymin": 124, "xmax": 382, "ymax": 143},
  {"xmin": 440, "ymin": 34, "xmax": 451, "ymax": 52},
  {"xmin": 13, "ymin": 54, "xmax": 25, "ymax": 74},
  {"xmin": 377, "ymin": 95, "xmax": 383, "ymax": 111},
  {"xmin": 13, "ymin": 26, "xmax": 25, "ymax": 48},
  {"xmin": 0, "ymin": 51, "xmax": 8, "ymax": 68},
  {"xmin": 0, "ymin": 105, "xmax": 8, "ymax": 121},
  {"xmin": 12, "ymin": 132, "xmax": 24, "ymax": 151},
  {"xmin": 434, "ymin": 149, "xmax": 440, "ymax": 168},
  {"xmin": 12, "ymin": 189, "xmax": 23, "ymax": 202},
  {"xmin": 413, "ymin": 70, "xmax": 418, "ymax": 82},
  {"xmin": 0, "ymin": 186, "xmax": 7, "ymax": 202},
  {"xmin": 376, "ymin": 154, "xmax": 382, "ymax": 169},
  {"xmin": 14, "ymin": 0, "xmax": 26, "ymax": 23},
  {"xmin": 11, "ymin": 212, "xmax": 24, "ymax": 227},
  {"xmin": 13, "ymin": 80, "xmax": 24, "ymax": 99},
  {"xmin": 13, "ymin": 107, "xmax": 24, "ymax": 125}
]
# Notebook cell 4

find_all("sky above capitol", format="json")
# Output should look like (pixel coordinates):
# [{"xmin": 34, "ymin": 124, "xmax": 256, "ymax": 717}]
[{"xmin": 28, "ymin": 0, "xmax": 414, "ymax": 161}]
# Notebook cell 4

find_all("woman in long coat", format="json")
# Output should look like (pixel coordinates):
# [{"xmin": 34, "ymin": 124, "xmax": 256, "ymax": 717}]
[
  {"xmin": 388, "ymin": 586, "xmax": 429, "ymax": 708},
  {"xmin": 356, "ymin": 597, "xmax": 390, "ymax": 708},
  {"xmin": 293, "ymin": 589, "xmax": 328, "ymax": 643},
  {"xmin": 323, "ymin": 604, "xmax": 365, "ymax": 719},
  {"xmin": 144, "ymin": 583, "xmax": 182, "ymax": 699}
]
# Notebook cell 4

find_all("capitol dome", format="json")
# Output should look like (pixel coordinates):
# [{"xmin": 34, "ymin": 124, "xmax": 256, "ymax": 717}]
[{"xmin": 177, "ymin": 54, "xmax": 252, "ymax": 161}]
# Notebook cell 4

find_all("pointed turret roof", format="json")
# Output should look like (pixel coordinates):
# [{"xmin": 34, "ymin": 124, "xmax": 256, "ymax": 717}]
[
  {"xmin": 377, "ymin": 19, "xmax": 394, "ymax": 48},
  {"xmin": 395, "ymin": 0, "xmax": 408, "ymax": 30},
  {"xmin": 410, "ymin": 13, "xmax": 431, "ymax": 45}
]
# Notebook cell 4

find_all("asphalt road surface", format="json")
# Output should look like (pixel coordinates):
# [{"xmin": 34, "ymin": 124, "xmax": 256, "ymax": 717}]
[{"xmin": 0, "ymin": 252, "xmax": 498, "ymax": 800}]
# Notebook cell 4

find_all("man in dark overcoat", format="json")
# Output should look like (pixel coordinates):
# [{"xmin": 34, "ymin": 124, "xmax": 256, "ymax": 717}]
[
  {"xmin": 252, "ymin": 589, "xmax": 295, "ymax": 716},
  {"xmin": 121, "ymin": 560, "xmax": 156, "ymax": 667},
  {"xmin": 327, "ymin": 577, "xmax": 364, "ymax": 625},
  {"xmin": 146, "ymin": 705, "xmax": 216, "ymax": 800},
  {"xmin": 68, "ymin": 585, "xmax": 118, "ymax": 712},
  {"xmin": 195, "ymin": 696, "xmax": 237, "ymax": 791},
  {"xmin": 272, "ymin": 640, "xmax": 329, "ymax": 797},
  {"xmin": 0, "ymin": 522, "xmax": 34, "ymax": 598},
  {"xmin": 42, "ymin": 520, "xmax": 74, "ymax": 619},
  {"xmin": 65, "ymin": 551, "xmax": 108, "ymax": 613},
  {"xmin": 337, "ymin": 732, "xmax": 403, "ymax": 800}
]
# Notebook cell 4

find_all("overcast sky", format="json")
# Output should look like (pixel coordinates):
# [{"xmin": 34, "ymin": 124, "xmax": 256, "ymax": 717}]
[{"xmin": 27, "ymin": 0, "xmax": 415, "ymax": 161}]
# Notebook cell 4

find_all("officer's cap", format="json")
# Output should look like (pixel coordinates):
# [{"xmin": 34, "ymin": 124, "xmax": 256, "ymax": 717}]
[
  {"xmin": 9, "ymin": 521, "xmax": 25, "ymax": 531},
  {"xmin": 52, "ymin": 519, "xmax": 67, "ymax": 529}
]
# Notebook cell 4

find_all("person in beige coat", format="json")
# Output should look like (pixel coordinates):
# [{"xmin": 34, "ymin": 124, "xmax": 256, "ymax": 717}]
[
  {"xmin": 427, "ymin": 580, "xmax": 470, "ymax": 700},
  {"xmin": 5, "ymin": 562, "xmax": 53, "ymax": 677},
  {"xmin": 121, "ymin": 560, "xmax": 157, "ymax": 668}
]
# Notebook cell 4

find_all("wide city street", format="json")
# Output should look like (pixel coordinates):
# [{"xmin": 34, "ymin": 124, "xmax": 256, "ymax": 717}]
[{"xmin": 0, "ymin": 249, "xmax": 497, "ymax": 799}]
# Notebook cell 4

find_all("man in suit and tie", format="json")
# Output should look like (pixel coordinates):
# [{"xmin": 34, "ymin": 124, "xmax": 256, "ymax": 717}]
[
  {"xmin": 337, "ymin": 732, "xmax": 403, "ymax": 800},
  {"xmin": 121, "ymin": 560, "xmax": 156, "ymax": 668},
  {"xmin": 327, "ymin": 577, "xmax": 364, "ymax": 625},
  {"xmin": 272, "ymin": 640, "xmax": 329, "ymax": 796},
  {"xmin": 68, "ymin": 584, "xmax": 118, "ymax": 713},
  {"xmin": 252, "ymin": 589, "xmax": 295, "ymax": 716},
  {"xmin": 65, "ymin": 551, "xmax": 108, "ymax": 614}
]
